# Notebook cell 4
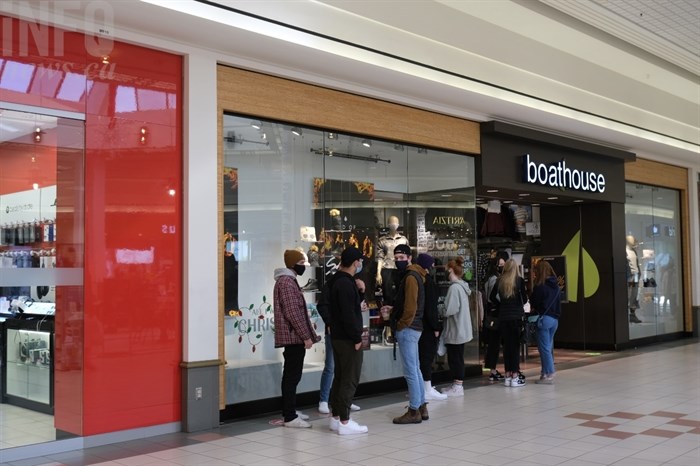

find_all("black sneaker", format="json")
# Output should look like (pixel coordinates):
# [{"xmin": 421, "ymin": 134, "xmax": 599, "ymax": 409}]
[
  {"xmin": 300, "ymin": 279, "xmax": 318, "ymax": 291},
  {"xmin": 488, "ymin": 371, "xmax": 505, "ymax": 382},
  {"xmin": 517, "ymin": 371, "xmax": 526, "ymax": 381}
]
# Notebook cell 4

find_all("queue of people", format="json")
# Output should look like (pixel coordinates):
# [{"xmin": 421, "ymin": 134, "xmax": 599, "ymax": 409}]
[{"xmin": 272, "ymin": 245, "xmax": 560, "ymax": 433}]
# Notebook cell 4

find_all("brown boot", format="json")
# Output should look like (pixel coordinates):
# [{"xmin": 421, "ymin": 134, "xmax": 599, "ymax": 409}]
[
  {"xmin": 393, "ymin": 407, "xmax": 422, "ymax": 424},
  {"xmin": 419, "ymin": 402, "xmax": 429, "ymax": 421}
]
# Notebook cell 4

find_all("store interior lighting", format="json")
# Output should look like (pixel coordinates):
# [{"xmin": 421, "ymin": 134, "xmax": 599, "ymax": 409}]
[
  {"xmin": 291, "ymin": 127, "xmax": 302, "ymax": 136},
  {"xmin": 362, "ymin": 139, "xmax": 371, "ymax": 148}
]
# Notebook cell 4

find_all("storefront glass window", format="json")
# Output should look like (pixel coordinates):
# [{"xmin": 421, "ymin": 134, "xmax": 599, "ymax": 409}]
[
  {"xmin": 222, "ymin": 114, "xmax": 476, "ymax": 405},
  {"xmin": 0, "ymin": 107, "xmax": 85, "ymax": 449},
  {"xmin": 625, "ymin": 182, "xmax": 683, "ymax": 339}
]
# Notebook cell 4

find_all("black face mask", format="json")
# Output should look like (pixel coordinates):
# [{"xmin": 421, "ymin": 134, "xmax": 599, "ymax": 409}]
[
  {"xmin": 396, "ymin": 260, "xmax": 409, "ymax": 271},
  {"xmin": 293, "ymin": 264, "xmax": 306, "ymax": 276},
  {"xmin": 497, "ymin": 266, "xmax": 504, "ymax": 274}
]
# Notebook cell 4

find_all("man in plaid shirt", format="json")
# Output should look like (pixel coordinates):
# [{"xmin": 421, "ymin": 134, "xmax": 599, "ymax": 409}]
[{"xmin": 274, "ymin": 249, "xmax": 321, "ymax": 428}]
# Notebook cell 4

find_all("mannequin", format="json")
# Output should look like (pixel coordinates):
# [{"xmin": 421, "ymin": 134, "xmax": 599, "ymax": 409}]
[
  {"xmin": 626, "ymin": 235, "xmax": 642, "ymax": 323},
  {"xmin": 375, "ymin": 215, "xmax": 409, "ymax": 304}
]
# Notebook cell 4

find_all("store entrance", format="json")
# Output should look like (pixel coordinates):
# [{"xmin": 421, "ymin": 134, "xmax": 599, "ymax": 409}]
[{"xmin": 476, "ymin": 190, "xmax": 619, "ymax": 351}]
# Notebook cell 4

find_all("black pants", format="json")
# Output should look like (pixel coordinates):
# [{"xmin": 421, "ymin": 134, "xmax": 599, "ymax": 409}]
[
  {"xmin": 418, "ymin": 330, "xmax": 438, "ymax": 381},
  {"xmin": 281, "ymin": 345, "xmax": 306, "ymax": 422},
  {"xmin": 445, "ymin": 343, "xmax": 465, "ymax": 381},
  {"xmin": 330, "ymin": 339, "xmax": 363, "ymax": 421},
  {"xmin": 501, "ymin": 319, "xmax": 521, "ymax": 374},
  {"xmin": 483, "ymin": 326, "xmax": 501, "ymax": 370}
]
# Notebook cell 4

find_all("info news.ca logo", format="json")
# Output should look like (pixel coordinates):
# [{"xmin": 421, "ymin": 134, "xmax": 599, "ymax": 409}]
[{"xmin": 1, "ymin": 1, "xmax": 114, "ymax": 59}]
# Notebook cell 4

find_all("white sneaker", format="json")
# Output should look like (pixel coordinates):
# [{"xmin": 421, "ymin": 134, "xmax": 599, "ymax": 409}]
[
  {"xmin": 318, "ymin": 402, "xmax": 330, "ymax": 414},
  {"xmin": 441, "ymin": 384, "xmax": 464, "ymax": 397},
  {"xmin": 510, "ymin": 377, "xmax": 526, "ymax": 388},
  {"xmin": 425, "ymin": 386, "xmax": 448, "ymax": 400},
  {"xmin": 504, "ymin": 377, "xmax": 512, "ymax": 387},
  {"xmin": 329, "ymin": 416, "xmax": 339, "ymax": 431},
  {"xmin": 295, "ymin": 410, "xmax": 309, "ymax": 420},
  {"xmin": 284, "ymin": 417, "xmax": 311, "ymax": 428},
  {"xmin": 338, "ymin": 419, "xmax": 368, "ymax": 435},
  {"xmin": 350, "ymin": 403, "xmax": 361, "ymax": 411}
]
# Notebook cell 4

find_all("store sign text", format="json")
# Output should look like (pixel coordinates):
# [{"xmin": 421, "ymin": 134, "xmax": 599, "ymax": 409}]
[
  {"xmin": 432, "ymin": 216, "xmax": 466, "ymax": 225},
  {"xmin": 523, "ymin": 154, "xmax": 606, "ymax": 193}
]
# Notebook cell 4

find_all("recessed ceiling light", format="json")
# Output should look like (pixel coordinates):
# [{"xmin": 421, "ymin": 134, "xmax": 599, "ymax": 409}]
[
  {"xmin": 327, "ymin": 132, "xmax": 336, "ymax": 139},
  {"xmin": 441, "ymin": 194, "xmax": 452, "ymax": 197},
  {"xmin": 503, "ymin": 200, "xmax": 513, "ymax": 204},
  {"xmin": 531, "ymin": 203, "xmax": 540, "ymax": 206},
  {"xmin": 518, "ymin": 193, "xmax": 530, "ymax": 197},
  {"xmin": 362, "ymin": 139, "xmax": 372, "ymax": 148},
  {"xmin": 573, "ymin": 199, "xmax": 584, "ymax": 203},
  {"xmin": 547, "ymin": 196, "xmax": 558, "ymax": 200},
  {"xmin": 291, "ymin": 127, "xmax": 302, "ymax": 136},
  {"xmin": 251, "ymin": 121, "xmax": 262, "ymax": 129},
  {"xmin": 487, "ymin": 189, "xmax": 499, "ymax": 193}
]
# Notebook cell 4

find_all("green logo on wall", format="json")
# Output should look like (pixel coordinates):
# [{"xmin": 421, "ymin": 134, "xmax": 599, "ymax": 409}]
[{"xmin": 561, "ymin": 231, "xmax": 600, "ymax": 302}]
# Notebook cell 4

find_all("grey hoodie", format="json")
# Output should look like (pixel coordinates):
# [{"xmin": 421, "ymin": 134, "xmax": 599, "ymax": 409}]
[{"xmin": 442, "ymin": 280, "xmax": 473, "ymax": 345}]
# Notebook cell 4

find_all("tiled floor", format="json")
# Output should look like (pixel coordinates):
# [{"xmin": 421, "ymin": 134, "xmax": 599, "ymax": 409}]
[
  {"xmin": 0, "ymin": 404, "xmax": 54, "ymax": 449},
  {"xmin": 3, "ymin": 340, "xmax": 699, "ymax": 466}
]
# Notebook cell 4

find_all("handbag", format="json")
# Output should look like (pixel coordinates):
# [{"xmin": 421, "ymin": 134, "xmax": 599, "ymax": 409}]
[{"xmin": 484, "ymin": 313, "xmax": 499, "ymax": 331}]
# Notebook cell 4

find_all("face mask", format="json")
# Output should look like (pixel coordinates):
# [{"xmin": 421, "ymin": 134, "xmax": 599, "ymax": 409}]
[
  {"xmin": 355, "ymin": 261, "xmax": 363, "ymax": 274},
  {"xmin": 293, "ymin": 264, "xmax": 306, "ymax": 276},
  {"xmin": 388, "ymin": 223, "xmax": 399, "ymax": 231},
  {"xmin": 396, "ymin": 260, "xmax": 409, "ymax": 271},
  {"xmin": 497, "ymin": 266, "xmax": 504, "ymax": 274}
]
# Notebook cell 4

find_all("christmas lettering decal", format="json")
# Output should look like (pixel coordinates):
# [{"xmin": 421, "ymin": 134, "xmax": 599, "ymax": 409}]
[{"xmin": 523, "ymin": 154, "xmax": 606, "ymax": 193}]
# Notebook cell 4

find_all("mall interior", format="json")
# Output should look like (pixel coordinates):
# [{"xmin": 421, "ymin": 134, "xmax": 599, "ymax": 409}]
[{"xmin": 0, "ymin": 0, "xmax": 698, "ymax": 464}]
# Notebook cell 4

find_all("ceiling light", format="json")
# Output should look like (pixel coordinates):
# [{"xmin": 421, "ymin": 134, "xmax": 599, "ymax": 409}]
[
  {"xmin": 487, "ymin": 189, "xmax": 499, "ymax": 193},
  {"xmin": 518, "ymin": 193, "xmax": 530, "ymax": 197},
  {"xmin": 261, "ymin": 132, "xmax": 267, "ymax": 140},
  {"xmin": 251, "ymin": 121, "xmax": 262, "ymax": 129},
  {"xmin": 291, "ymin": 127, "xmax": 302, "ymax": 136},
  {"xmin": 441, "ymin": 194, "xmax": 452, "ymax": 197},
  {"xmin": 503, "ymin": 200, "xmax": 513, "ymax": 204},
  {"xmin": 574, "ymin": 199, "xmax": 584, "ymax": 203},
  {"xmin": 532, "ymin": 203, "xmax": 540, "ymax": 206},
  {"xmin": 362, "ymin": 139, "xmax": 372, "ymax": 148},
  {"xmin": 327, "ymin": 132, "xmax": 336, "ymax": 139},
  {"xmin": 547, "ymin": 196, "xmax": 559, "ymax": 200}
]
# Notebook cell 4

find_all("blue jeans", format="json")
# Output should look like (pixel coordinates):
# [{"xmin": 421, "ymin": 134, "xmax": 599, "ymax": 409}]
[
  {"xmin": 536, "ymin": 315, "xmax": 558, "ymax": 376},
  {"xmin": 319, "ymin": 335, "xmax": 334, "ymax": 402},
  {"xmin": 396, "ymin": 328, "xmax": 425, "ymax": 410}
]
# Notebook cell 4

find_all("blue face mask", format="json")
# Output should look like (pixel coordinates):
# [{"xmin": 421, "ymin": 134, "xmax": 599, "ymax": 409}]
[
  {"xmin": 355, "ymin": 261, "xmax": 363, "ymax": 274},
  {"xmin": 396, "ymin": 260, "xmax": 409, "ymax": 271}
]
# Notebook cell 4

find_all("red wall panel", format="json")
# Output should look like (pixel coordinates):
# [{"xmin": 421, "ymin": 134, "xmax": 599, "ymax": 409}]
[{"xmin": 1, "ymin": 16, "xmax": 183, "ymax": 436}]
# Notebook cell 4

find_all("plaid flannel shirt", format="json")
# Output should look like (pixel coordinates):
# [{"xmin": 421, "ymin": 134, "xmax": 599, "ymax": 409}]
[{"xmin": 273, "ymin": 274, "xmax": 315, "ymax": 347}]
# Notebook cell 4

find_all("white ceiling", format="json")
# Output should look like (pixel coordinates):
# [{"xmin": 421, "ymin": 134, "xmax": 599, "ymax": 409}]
[{"xmin": 3, "ymin": 0, "xmax": 699, "ymax": 167}]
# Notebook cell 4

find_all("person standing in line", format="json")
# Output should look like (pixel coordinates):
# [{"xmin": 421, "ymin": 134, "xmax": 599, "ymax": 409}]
[
  {"xmin": 489, "ymin": 258, "xmax": 528, "ymax": 388},
  {"xmin": 383, "ymin": 244, "xmax": 429, "ymax": 424},
  {"xmin": 328, "ymin": 247, "xmax": 368, "ymax": 435},
  {"xmin": 416, "ymin": 254, "xmax": 447, "ymax": 401},
  {"xmin": 273, "ymin": 249, "xmax": 321, "ymax": 428},
  {"xmin": 530, "ymin": 260, "xmax": 561, "ymax": 384},
  {"xmin": 441, "ymin": 257, "xmax": 473, "ymax": 396},
  {"xmin": 483, "ymin": 257, "xmax": 505, "ymax": 382},
  {"xmin": 318, "ymin": 275, "xmax": 361, "ymax": 414}
]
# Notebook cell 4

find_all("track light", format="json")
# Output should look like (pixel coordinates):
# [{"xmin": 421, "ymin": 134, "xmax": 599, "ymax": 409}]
[
  {"xmin": 362, "ymin": 139, "xmax": 372, "ymax": 148},
  {"xmin": 291, "ymin": 127, "xmax": 302, "ymax": 136},
  {"xmin": 251, "ymin": 121, "xmax": 262, "ymax": 129}
]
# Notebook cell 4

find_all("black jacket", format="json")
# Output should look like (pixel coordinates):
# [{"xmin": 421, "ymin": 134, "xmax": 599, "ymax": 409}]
[
  {"xmin": 328, "ymin": 271, "xmax": 363, "ymax": 344},
  {"xmin": 422, "ymin": 274, "xmax": 442, "ymax": 333},
  {"xmin": 489, "ymin": 276, "xmax": 528, "ymax": 322}
]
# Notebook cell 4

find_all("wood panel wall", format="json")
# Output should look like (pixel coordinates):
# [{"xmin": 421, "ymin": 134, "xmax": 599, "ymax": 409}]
[
  {"xmin": 625, "ymin": 158, "xmax": 692, "ymax": 333},
  {"xmin": 216, "ymin": 65, "xmax": 481, "ymax": 408}
]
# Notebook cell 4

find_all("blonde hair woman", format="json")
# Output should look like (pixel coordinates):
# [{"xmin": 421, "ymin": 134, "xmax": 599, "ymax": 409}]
[{"xmin": 488, "ymin": 259, "xmax": 528, "ymax": 387}]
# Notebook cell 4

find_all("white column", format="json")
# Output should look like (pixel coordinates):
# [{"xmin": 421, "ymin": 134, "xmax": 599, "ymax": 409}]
[{"xmin": 183, "ymin": 52, "xmax": 219, "ymax": 362}]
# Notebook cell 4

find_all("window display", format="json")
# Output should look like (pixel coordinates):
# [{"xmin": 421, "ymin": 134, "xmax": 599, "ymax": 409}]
[
  {"xmin": 625, "ymin": 183, "xmax": 683, "ymax": 339},
  {"xmin": 222, "ymin": 114, "xmax": 476, "ymax": 405}
]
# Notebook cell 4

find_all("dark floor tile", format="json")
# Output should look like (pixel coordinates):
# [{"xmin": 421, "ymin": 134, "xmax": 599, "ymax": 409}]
[
  {"xmin": 640, "ymin": 428, "xmax": 683, "ymax": 438},
  {"xmin": 566, "ymin": 412, "xmax": 601, "ymax": 421},
  {"xmin": 607, "ymin": 411, "xmax": 644, "ymax": 420},
  {"xmin": 594, "ymin": 430, "xmax": 636, "ymax": 439},
  {"xmin": 580, "ymin": 420, "xmax": 619, "ymax": 429}
]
